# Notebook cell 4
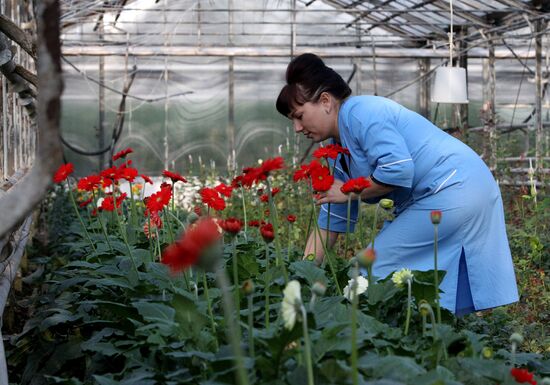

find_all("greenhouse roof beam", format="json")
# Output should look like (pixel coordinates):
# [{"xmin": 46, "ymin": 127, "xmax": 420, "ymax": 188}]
[{"xmin": 61, "ymin": 44, "xmax": 543, "ymax": 59}]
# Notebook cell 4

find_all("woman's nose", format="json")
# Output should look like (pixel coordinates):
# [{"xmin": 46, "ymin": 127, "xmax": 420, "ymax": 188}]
[{"xmin": 293, "ymin": 120, "xmax": 303, "ymax": 133}]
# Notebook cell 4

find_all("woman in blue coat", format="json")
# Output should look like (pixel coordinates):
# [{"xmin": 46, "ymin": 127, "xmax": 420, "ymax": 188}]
[{"xmin": 276, "ymin": 53, "xmax": 518, "ymax": 315}]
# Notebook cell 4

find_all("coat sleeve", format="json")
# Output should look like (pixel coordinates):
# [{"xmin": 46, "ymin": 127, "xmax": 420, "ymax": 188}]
[
  {"xmin": 349, "ymin": 111, "xmax": 414, "ymax": 188},
  {"xmin": 317, "ymin": 155, "xmax": 359, "ymax": 233}
]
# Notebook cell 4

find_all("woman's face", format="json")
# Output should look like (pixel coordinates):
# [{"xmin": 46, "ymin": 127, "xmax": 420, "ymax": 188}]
[{"xmin": 289, "ymin": 97, "xmax": 337, "ymax": 142}]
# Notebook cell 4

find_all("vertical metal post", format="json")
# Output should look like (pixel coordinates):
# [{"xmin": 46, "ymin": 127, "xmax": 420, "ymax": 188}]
[
  {"xmin": 228, "ymin": 56, "xmax": 235, "ymax": 173},
  {"xmin": 228, "ymin": 0, "xmax": 233, "ymax": 45},
  {"xmin": 534, "ymin": 19, "xmax": 544, "ymax": 182},
  {"xmin": 98, "ymin": 22, "xmax": 106, "ymax": 170},
  {"xmin": 418, "ymin": 58, "xmax": 430, "ymax": 118},
  {"xmin": 197, "ymin": 0, "xmax": 201, "ymax": 47},
  {"xmin": 354, "ymin": 58, "xmax": 362, "ymax": 95},
  {"xmin": 291, "ymin": 0, "xmax": 296, "ymax": 58},
  {"xmin": 163, "ymin": 0, "xmax": 169, "ymax": 170},
  {"xmin": 457, "ymin": 26, "xmax": 469, "ymax": 136}
]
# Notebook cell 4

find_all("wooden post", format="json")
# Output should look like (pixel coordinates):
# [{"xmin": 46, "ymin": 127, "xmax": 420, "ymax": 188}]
[
  {"xmin": 418, "ymin": 58, "xmax": 430, "ymax": 118},
  {"xmin": 482, "ymin": 36, "xmax": 497, "ymax": 173}
]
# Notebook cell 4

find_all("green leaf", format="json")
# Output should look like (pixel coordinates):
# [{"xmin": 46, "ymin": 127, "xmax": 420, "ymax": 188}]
[
  {"xmin": 358, "ymin": 353, "xmax": 426, "ymax": 381},
  {"xmin": 289, "ymin": 260, "xmax": 328, "ymax": 286},
  {"xmin": 132, "ymin": 301, "xmax": 177, "ymax": 336},
  {"xmin": 367, "ymin": 279, "xmax": 401, "ymax": 306}
]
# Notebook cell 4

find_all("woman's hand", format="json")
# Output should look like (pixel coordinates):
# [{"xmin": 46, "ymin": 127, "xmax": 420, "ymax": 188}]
[{"xmin": 315, "ymin": 179, "xmax": 357, "ymax": 205}]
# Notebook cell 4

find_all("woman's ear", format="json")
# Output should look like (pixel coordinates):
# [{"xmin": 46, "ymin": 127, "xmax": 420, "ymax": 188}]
[{"xmin": 319, "ymin": 92, "xmax": 332, "ymax": 113}]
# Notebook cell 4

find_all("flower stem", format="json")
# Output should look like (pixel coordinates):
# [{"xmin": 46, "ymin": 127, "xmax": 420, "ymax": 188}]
[
  {"xmin": 232, "ymin": 237, "xmax": 241, "ymax": 336},
  {"xmin": 203, "ymin": 271, "xmax": 219, "ymax": 351},
  {"xmin": 266, "ymin": 178, "xmax": 288, "ymax": 283},
  {"xmin": 264, "ymin": 242, "xmax": 271, "ymax": 327},
  {"xmin": 247, "ymin": 294, "xmax": 254, "ymax": 359},
  {"xmin": 66, "ymin": 181, "xmax": 96, "ymax": 253},
  {"xmin": 92, "ymin": 190, "xmax": 113, "ymax": 253},
  {"xmin": 433, "ymin": 224, "xmax": 442, "ymax": 324},
  {"xmin": 368, "ymin": 204, "xmax": 379, "ymax": 249},
  {"xmin": 345, "ymin": 195, "xmax": 351, "ymax": 258},
  {"xmin": 113, "ymin": 198, "xmax": 139, "ymax": 275},
  {"xmin": 351, "ymin": 262, "xmax": 359, "ymax": 385},
  {"xmin": 310, "ymin": 184, "xmax": 341, "ymax": 295},
  {"xmin": 241, "ymin": 187, "xmax": 248, "ymax": 237},
  {"xmin": 404, "ymin": 278, "xmax": 412, "ymax": 335},
  {"xmin": 214, "ymin": 265, "xmax": 250, "ymax": 385},
  {"xmin": 301, "ymin": 306, "xmax": 315, "ymax": 385}
]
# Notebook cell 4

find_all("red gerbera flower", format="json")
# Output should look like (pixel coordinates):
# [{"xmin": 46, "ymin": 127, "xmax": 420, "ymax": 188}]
[
  {"xmin": 310, "ymin": 165, "xmax": 334, "ymax": 192},
  {"xmin": 260, "ymin": 223, "xmax": 275, "ymax": 243},
  {"xmin": 260, "ymin": 187, "xmax": 281, "ymax": 202},
  {"xmin": 163, "ymin": 170, "xmax": 187, "ymax": 184},
  {"xmin": 112, "ymin": 147, "xmax": 133, "ymax": 161},
  {"xmin": 248, "ymin": 220, "xmax": 265, "ymax": 227},
  {"xmin": 141, "ymin": 174, "xmax": 153, "ymax": 185},
  {"xmin": 219, "ymin": 217, "xmax": 243, "ymax": 236},
  {"xmin": 100, "ymin": 193, "xmax": 127, "ymax": 212},
  {"xmin": 293, "ymin": 159, "xmax": 324, "ymax": 183},
  {"xmin": 215, "ymin": 183, "xmax": 233, "ymax": 198},
  {"xmin": 260, "ymin": 156, "xmax": 285, "ymax": 175},
  {"xmin": 340, "ymin": 177, "xmax": 371, "ymax": 194},
  {"xmin": 120, "ymin": 165, "xmax": 138, "ymax": 182},
  {"xmin": 77, "ymin": 175, "xmax": 102, "ymax": 191},
  {"xmin": 313, "ymin": 144, "xmax": 350, "ymax": 160},
  {"xmin": 145, "ymin": 185, "xmax": 172, "ymax": 215},
  {"xmin": 510, "ymin": 368, "xmax": 536, "ymax": 384},
  {"xmin": 53, "ymin": 163, "xmax": 74, "ymax": 183},
  {"xmin": 200, "ymin": 187, "xmax": 226, "ymax": 211},
  {"xmin": 79, "ymin": 196, "xmax": 94, "ymax": 208},
  {"xmin": 287, "ymin": 214, "xmax": 297, "ymax": 223},
  {"xmin": 100, "ymin": 166, "xmax": 121, "ymax": 182},
  {"xmin": 162, "ymin": 217, "xmax": 222, "ymax": 273}
]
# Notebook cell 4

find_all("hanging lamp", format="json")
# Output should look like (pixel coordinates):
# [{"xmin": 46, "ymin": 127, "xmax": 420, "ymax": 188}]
[{"xmin": 431, "ymin": 0, "xmax": 469, "ymax": 104}]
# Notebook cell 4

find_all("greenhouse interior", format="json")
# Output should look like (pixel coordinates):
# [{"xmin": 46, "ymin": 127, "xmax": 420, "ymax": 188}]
[{"xmin": 0, "ymin": 0, "xmax": 549, "ymax": 384}]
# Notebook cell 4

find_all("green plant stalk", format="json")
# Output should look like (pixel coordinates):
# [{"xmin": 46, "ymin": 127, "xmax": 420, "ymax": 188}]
[
  {"xmin": 433, "ymin": 224, "xmax": 442, "ymax": 324},
  {"xmin": 264, "ymin": 242, "xmax": 271, "ymax": 328},
  {"xmin": 128, "ymin": 181, "xmax": 138, "ymax": 236},
  {"xmin": 368, "ymin": 204, "xmax": 379, "ymax": 249},
  {"xmin": 232, "ymin": 237, "xmax": 241, "ymax": 337},
  {"xmin": 357, "ymin": 200, "xmax": 363, "ymax": 249},
  {"xmin": 351, "ymin": 262, "xmax": 359, "ymax": 385},
  {"xmin": 309, "ymin": 184, "xmax": 341, "ymax": 295},
  {"xmin": 214, "ymin": 265, "xmax": 250, "ymax": 385},
  {"xmin": 345, "ymin": 195, "xmax": 352, "ymax": 259},
  {"xmin": 92, "ymin": 190, "xmax": 114, "ymax": 254},
  {"xmin": 404, "ymin": 278, "xmax": 412, "ymax": 335},
  {"xmin": 313, "ymin": 217, "xmax": 342, "ymax": 295},
  {"xmin": 325, "ymin": 202, "xmax": 331, "ymax": 250},
  {"xmin": 301, "ymin": 305, "xmax": 315, "ymax": 385},
  {"xmin": 113, "ymin": 198, "xmax": 139, "ymax": 273},
  {"xmin": 287, "ymin": 222, "xmax": 292, "ymax": 259},
  {"xmin": 163, "ymin": 209, "xmax": 175, "ymax": 244},
  {"xmin": 147, "ymin": 215, "xmax": 154, "ymax": 262},
  {"xmin": 247, "ymin": 294, "xmax": 254, "ymax": 359},
  {"xmin": 241, "ymin": 187, "xmax": 248, "ymax": 236},
  {"xmin": 421, "ymin": 313, "xmax": 427, "ymax": 337},
  {"xmin": 266, "ymin": 178, "xmax": 288, "ymax": 283},
  {"xmin": 66, "ymin": 181, "xmax": 96, "ymax": 252},
  {"xmin": 203, "ymin": 271, "xmax": 219, "ymax": 350}
]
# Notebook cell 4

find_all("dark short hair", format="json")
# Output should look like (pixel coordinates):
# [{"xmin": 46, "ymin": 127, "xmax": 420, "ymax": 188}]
[{"xmin": 276, "ymin": 53, "xmax": 351, "ymax": 117}]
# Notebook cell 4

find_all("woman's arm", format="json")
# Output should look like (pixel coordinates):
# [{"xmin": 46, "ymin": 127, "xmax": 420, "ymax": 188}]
[
  {"xmin": 303, "ymin": 228, "xmax": 340, "ymax": 266},
  {"xmin": 314, "ymin": 177, "xmax": 394, "ymax": 206}
]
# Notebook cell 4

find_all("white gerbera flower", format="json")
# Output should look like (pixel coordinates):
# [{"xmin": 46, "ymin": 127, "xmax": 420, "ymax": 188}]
[
  {"xmin": 281, "ymin": 280, "xmax": 302, "ymax": 330},
  {"xmin": 391, "ymin": 268, "xmax": 414, "ymax": 288},
  {"xmin": 343, "ymin": 276, "xmax": 369, "ymax": 302}
]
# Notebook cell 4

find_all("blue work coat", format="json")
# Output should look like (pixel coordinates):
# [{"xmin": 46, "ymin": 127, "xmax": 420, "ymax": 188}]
[{"xmin": 318, "ymin": 96, "xmax": 519, "ymax": 314}]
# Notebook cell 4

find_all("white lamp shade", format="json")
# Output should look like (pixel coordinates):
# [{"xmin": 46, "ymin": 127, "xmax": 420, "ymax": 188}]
[{"xmin": 431, "ymin": 66, "xmax": 469, "ymax": 104}]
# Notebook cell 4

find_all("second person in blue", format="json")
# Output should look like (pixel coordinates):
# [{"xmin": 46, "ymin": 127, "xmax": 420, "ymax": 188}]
[{"xmin": 276, "ymin": 53, "xmax": 518, "ymax": 316}]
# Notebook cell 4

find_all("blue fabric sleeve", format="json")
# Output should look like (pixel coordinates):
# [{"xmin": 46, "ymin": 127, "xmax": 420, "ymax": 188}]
[
  {"xmin": 317, "ymin": 155, "xmax": 359, "ymax": 233},
  {"xmin": 349, "ymin": 112, "xmax": 414, "ymax": 188}
]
